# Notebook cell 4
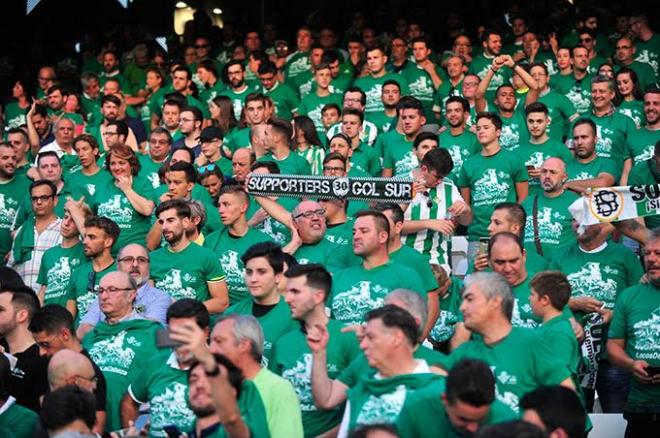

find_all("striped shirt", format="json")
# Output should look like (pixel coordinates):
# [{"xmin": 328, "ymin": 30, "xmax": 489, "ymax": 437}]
[
  {"xmin": 296, "ymin": 145, "xmax": 326, "ymax": 176},
  {"xmin": 9, "ymin": 218, "xmax": 63, "ymax": 290},
  {"xmin": 403, "ymin": 181, "xmax": 462, "ymax": 271}
]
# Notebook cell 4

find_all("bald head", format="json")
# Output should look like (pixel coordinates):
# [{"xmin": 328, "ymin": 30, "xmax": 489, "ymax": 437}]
[
  {"xmin": 232, "ymin": 148, "xmax": 253, "ymax": 182},
  {"xmin": 48, "ymin": 349, "xmax": 95, "ymax": 390},
  {"xmin": 540, "ymin": 157, "xmax": 567, "ymax": 194}
]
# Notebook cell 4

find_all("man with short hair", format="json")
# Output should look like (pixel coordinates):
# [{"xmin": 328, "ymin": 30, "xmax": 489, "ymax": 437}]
[
  {"xmin": 67, "ymin": 135, "xmax": 112, "ymax": 200},
  {"xmin": 272, "ymin": 263, "xmax": 360, "ymax": 437},
  {"xmin": 433, "ymin": 55, "xmax": 467, "ymax": 121},
  {"xmin": 468, "ymin": 30, "xmax": 510, "ymax": 102},
  {"xmin": 624, "ymin": 89, "xmax": 660, "ymax": 170},
  {"xmin": 565, "ymin": 119, "xmax": 620, "ymax": 193},
  {"xmin": 6, "ymin": 128, "xmax": 31, "ymax": 177},
  {"xmin": 628, "ymin": 13, "xmax": 659, "ymax": 77},
  {"xmin": 325, "ymin": 87, "xmax": 379, "ymax": 146},
  {"xmin": 0, "ymin": 143, "xmax": 32, "ymax": 261},
  {"xmin": 81, "ymin": 270, "xmax": 162, "ymax": 432},
  {"xmin": 439, "ymin": 96, "xmax": 481, "ymax": 181},
  {"xmin": 297, "ymin": 63, "xmax": 343, "ymax": 139},
  {"xmin": 40, "ymin": 118, "xmax": 76, "ymax": 163},
  {"xmin": 29, "ymin": 305, "xmax": 107, "ymax": 433},
  {"xmin": 517, "ymin": 103, "xmax": 575, "ymax": 196},
  {"xmin": 205, "ymin": 187, "xmax": 272, "ymax": 304},
  {"xmin": 0, "ymin": 284, "xmax": 49, "ymax": 412},
  {"xmin": 614, "ymin": 37, "xmax": 656, "ymax": 92},
  {"xmin": 231, "ymin": 148, "xmax": 254, "ymax": 185},
  {"xmin": 121, "ymin": 299, "xmax": 209, "ymax": 436},
  {"xmin": 379, "ymin": 97, "xmax": 427, "ymax": 178},
  {"xmin": 139, "ymin": 127, "xmax": 173, "ymax": 189},
  {"xmin": 8, "ymin": 180, "xmax": 62, "ymax": 290},
  {"xmin": 99, "ymin": 50, "xmax": 131, "ymax": 93},
  {"xmin": 371, "ymin": 80, "xmax": 401, "ymax": 134},
  {"xmin": 66, "ymin": 216, "xmax": 118, "ymax": 324},
  {"xmin": 529, "ymin": 63, "xmax": 579, "ymax": 142},
  {"xmin": 173, "ymin": 106, "xmax": 204, "ymax": 157},
  {"xmin": 438, "ymin": 272, "xmax": 575, "ymax": 413},
  {"xmin": 521, "ymin": 157, "xmax": 578, "ymax": 260},
  {"xmin": 159, "ymin": 100, "xmax": 183, "ymax": 141},
  {"xmin": 354, "ymin": 46, "xmax": 409, "ymax": 115},
  {"xmin": 401, "ymin": 37, "xmax": 445, "ymax": 118},
  {"xmin": 397, "ymin": 359, "xmax": 518, "ymax": 437},
  {"xmin": 553, "ymin": 46, "xmax": 593, "ymax": 115},
  {"xmin": 197, "ymin": 59, "xmax": 225, "ymax": 107},
  {"xmin": 224, "ymin": 93, "xmax": 267, "ymax": 153},
  {"xmin": 520, "ymin": 386, "xmax": 586, "ymax": 438},
  {"xmin": 338, "ymin": 108, "xmax": 381, "ymax": 176},
  {"xmin": 26, "ymin": 103, "xmax": 54, "ymax": 151},
  {"xmin": 258, "ymin": 117, "xmax": 311, "ymax": 175},
  {"xmin": 221, "ymin": 60, "xmax": 259, "ymax": 120},
  {"xmin": 78, "ymin": 243, "xmax": 171, "ymax": 336},
  {"xmin": 329, "ymin": 210, "xmax": 426, "ymax": 324},
  {"xmin": 196, "ymin": 126, "xmax": 232, "ymax": 176},
  {"xmin": 337, "ymin": 305, "xmax": 444, "ymax": 434},
  {"xmin": 150, "ymin": 199, "xmax": 228, "ymax": 314},
  {"xmin": 259, "ymin": 60, "xmax": 300, "ymax": 121},
  {"xmin": 608, "ymin": 228, "xmax": 660, "ymax": 434}
]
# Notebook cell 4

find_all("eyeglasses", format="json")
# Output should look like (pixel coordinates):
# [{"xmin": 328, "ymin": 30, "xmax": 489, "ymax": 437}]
[
  {"xmin": 118, "ymin": 256, "xmax": 150, "ymax": 264},
  {"xmin": 150, "ymin": 139, "xmax": 170, "ymax": 146},
  {"xmin": 578, "ymin": 38, "xmax": 593, "ymax": 43},
  {"xmin": 31, "ymin": 194, "xmax": 55, "ymax": 203},
  {"xmin": 195, "ymin": 44, "xmax": 209, "ymax": 49},
  {"xmin": 323, "ymin": 165, "xmax": 345, "ymax": 173},
  {"xmin": 616, "ymin": 46, "xmax": 632, "ymax": 50},
  {"xmin": 294, "ymin": 208, "xmax": 326, "ymax": 220},
  {"xmin": 96, "ymin": 286, "xmax": 134, "ymax": 295}
]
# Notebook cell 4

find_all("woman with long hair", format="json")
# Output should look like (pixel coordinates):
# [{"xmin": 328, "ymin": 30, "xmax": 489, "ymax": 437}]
[
  {"xmin": 210, "ymin": 95, "xmax": 239, "ymax": 134},
  {"xmin": 4, "ymin": 78, "xmax": 32, "ymax": 131},
  {"xmin": 293, "ymin": 115, "xmax": 326, "ymax": 175},
  {"xmin": 615, "ymin": 67, "xmax": 645, "ymax": 128}
]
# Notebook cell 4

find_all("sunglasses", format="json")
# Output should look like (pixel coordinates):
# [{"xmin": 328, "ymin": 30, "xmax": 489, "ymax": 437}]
[
  {"xmin": 579, "ymin": 38, "xmax": 593, "ymax": 43},
  {"xmin": 198, "ymin": 163, "xmax": 217, "ymax": 174}
]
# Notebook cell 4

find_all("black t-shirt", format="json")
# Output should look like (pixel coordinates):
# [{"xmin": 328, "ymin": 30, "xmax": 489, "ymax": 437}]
[
  {"xmin": 5, "ymin": 343, "xmax": 49, "ymax": 412},
  {"xmin": 82, "ymin": 348, "xmax": 107, "ymax": 412},
  {"xmin": 252, "ymin": 302, "xmax": 278, "ymax": 318}
]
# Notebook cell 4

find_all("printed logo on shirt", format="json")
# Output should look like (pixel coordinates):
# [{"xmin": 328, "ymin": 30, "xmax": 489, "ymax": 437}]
[
  {"xmin": 500, "ymin": 123, "xmax": 520, "ymax": 150},
  {"xmin": 567, "ymin": 262, "xmax": 619, "ymax": 304},
  {"xmin": 356, "ymin": 384, "xmax": 408, "ymax": 425},
  {"xmin": 633, "ymin": 307, "xmax": 660, "ymax": 359},
  {"xmin": 150, "ymin": 382, "xmax": 194, "ymax": 435},
  {"xmin": 155, "ymin": 269, "xmax": 197, "ymax": 300},
  {"xmin": 88, "ymin": 330, "xmax": 137, "ymax": 375},
  {"xmin": 282, "ymin": 353, "xmax": 317, "ymax": 411},
  {"xmin": 524, "ymin": 207, "xmax": 565, "ymax": 244},
  {"xmin": 97, "ymin": 195, "xmax": 134, "ymax": 226},
  {"xmin": 0, "ymin": 194, "xmax": 19, "ymax": 228},
  {"xmin": 331, "ymin": 281, "xmax": 388, "ymax": 324},
  {"xmin": 472, "ymin": 169, "xmax": 511, "ymax": 206},
  {"xmin": 46, "ymin": 256, "xmax": 79, "ymax": 300}
]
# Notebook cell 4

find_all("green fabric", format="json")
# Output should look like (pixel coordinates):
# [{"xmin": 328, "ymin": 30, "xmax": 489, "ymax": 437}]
[
  {"xmin": 510, "ymin": 276, "xmax": 542, "ymax": 329},
  {"xmin": 566, "ymin": 156, "xmax": 621, "ymax": 183},
  {"xmin": 0, "ymin": 400, "xmax": 39, "ymax": 438},
  {"xmin": 499, "ymin": 109, "xmax": 529, "ymax": 150},
  {"xmin": 346, "ymin": 371, "xmax": 443, "ymax": 430},
  {"xmin": 627, "ymin": 159, "xmax": 660, "ymax": 229},
  {"xmin": 294, "ymin": 238, "xmax": 356, "ymax": 272},
  {"xmin": 468, "ymin": 54, "xmax": 512, "ymax": 102},
  {"xmin": 441, "ymin": 327, "xmax": 573, "ymax": 412},
  {"xmin": 552, "ymin": 74, "xmax": 593, "ymax": 115},
  {"xmin": 537, "ymin": 90, "xmax": 578, "ymax": 141},
  {"xmin": 150, "ymin": 242, "xmax": 225, "ymax": 303},
  {"xmin": 100, "ymin": 71, "xmax": 133, "ymax": 94},
  {"xmin": 325, "ymin": 219, "xmax": 354, "ymax": 248},
  {"xmin": 3, "ymin": 101, "xmax": 29, "ymax": 130},
  {"xmin": 236, "ymin": 380, "xmax": 271, "ymax": 438},
  {"xmin": 549, "ymin": 243, "xmax": 644, "ymax": 325},
  {"xmin": 0, "ymin": 175, "xmax": 31, "ymax": 260},
  {"xmin": 271, "ymin": 319, "xmax": 361, "ymax": 437},
  {"xmin": 400, "ymin": 63, "xmax": 442, "ymax": 118},
  {"xmin": 297, "ymin": 93, "xmax": 343, "ymax": 138},
  {"xmin": 204, "ymin": 227, "xmax": 272, "ymax": 303},
  {"xmin": 82, "ymin": 318, "xmax": 163, "ymax": 432},
  {"xmin": 381, "ymin": 133, "xmax": 417, "ymax": 176},
  {"xmin": 538, "ymin": 314, "xmax": 580, "ymax": 377},
  {"xmin": 220, "ymin": 85, "xmax": 259, "ymax": 120},
  {"xmin": 430, "ymin": 277, "xmax": 464, "ymax": 343},
  {"xmin": 251, "ymin": 368, "xmax": 304, "ymax": 438},
  {"xmin": 284, "ymin": 51, "xmax": 311, "ymax": 86},
  {"xmin": 11, "ymin": 215, "xmax": 36, "ymax": 264},
  {"xmin": 609, "ymin": 283, "xmax": 660, "ymax": 411},
  {"xmin": 396, "ymin": 379, "xmax": 518, "ymax": 438},
  {"xmin": 329, "ymin": 261, "xmax": 426, "ymax": 324},
  {"xmin": 141, "ymin": 87, "xmax": 168, "ymax": 133},
  {"xmin": 353, "ymin": 73, "xmax": 409, "ymax": 115},
  {"xmin": 91, "ymin": 176, "xmax": 157, "ymax": 249},
  {"xmin": 262, "ymin": 81, "xmax": 300, "ymax": 120},
  {"xmin": 438, "ymin": 129, "xmax": 481, "ymax": 182},
  {"xmin": 137, "ymin": 154, "xmax": 167, "ymax": 190},
  {"xmin": 626, "ymin": 126, "xmax": 660, "ymax": 165},
  {"xmin": 66, "ymin": 167, "xmax": 114, "ymax": 201},
  {"xmin": 457, "ymin": 149, "xmax": 528, "ymax": 240},
  {"xmin": 37, "ymin": 242, "xmax": 85, "ymax": 307},
  {"xmin": 200, "ymin": 81, "xmax": 227, "ymax": 108},
  {"xmin": 515, "ymin": 138, "xmax": 574, "ymax": 196},
  {"xmin": 369, "ymin": 112, "xmax": 396, "ymax": 134},
  {"xmin": 634, "ymin": 34, "xmax": 660, "ymax": 77},
  {"xmin": 226, "ymin": 297, "xmax": 298, "ymax": 366},
  {"xmin": 521, "ymin": 191, "xmax": 579, "ymax": 260},
  {"xmin": 618, "ymin": 100, "xmax": 646, "ymax": 129},
  {"xmin": 389, "ymin": 245, "xmax": 439, "ymax": 292},
  {"xmin": 223, "ymin": 127, "xmax": 251, "ymax": 152},
  {"xmin": 350, "ymin": 142, "xmax": 382, "ymax": 177},
  {"xmin": 257, "ymin": 151, "xmax": 312, "ymax": 175},
  {"xmin": 432, "ymin": 79, "xmax": 464, "ymax": 119},
  {"xmin": 129, "ymin": 351, "xmax": 194, "ymax": 437},
  {"xmin": 573, "ymin": 111, "xmax": 635, "ymax": 165},
  {"xmin": 247, "ymin": 196, "xmax": 298, "ymax": 245},
  {"xmin": 69, "ymin": 261, "xmax": 116, "ymax": 325}
]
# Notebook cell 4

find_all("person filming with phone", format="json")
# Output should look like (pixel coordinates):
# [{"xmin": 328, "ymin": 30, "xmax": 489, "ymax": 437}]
[{"xmin": 608, "ymin": 227, "xmax": 660, "ymax": 437}]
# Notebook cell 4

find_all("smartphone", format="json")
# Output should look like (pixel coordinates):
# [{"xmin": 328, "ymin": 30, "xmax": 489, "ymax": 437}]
[
  {"xmin": 163, "ymin": 425, "xmax": 182, "ymax": 438},
  {"xmin": 647, "ymin": 366, "xmax": 660, "ymax": 377},
  {"xmin": 156, "ymin": 329, "xmax": 184, "ymax": 348},
  {"xmin": 479, "ymin": 237, "xmax": 490, "ymax": 255},
  {"xmin": 135, "ymin": 414, "xmax": 149, "ymax": 432}
]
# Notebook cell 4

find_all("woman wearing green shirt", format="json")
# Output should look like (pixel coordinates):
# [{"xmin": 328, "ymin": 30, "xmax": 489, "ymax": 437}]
[
  {"xmin": 615, "ymin": 67, "xmax": 646, "ymax": 128},
  {"xmin": 4, "ymin": 79, "xmax": 31, "ymax": 132},
  {"xmin": 293, "ymin": 115, "xmax": 326, "ymax": 175}
]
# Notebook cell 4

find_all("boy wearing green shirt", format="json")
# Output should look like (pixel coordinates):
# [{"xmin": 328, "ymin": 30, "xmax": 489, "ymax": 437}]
[
  {"xmin": 354, "ymin": 46, "xmax": 409, "ymax": 115},
  {"xmin": 297, "ymin": 64, "xmax": 343, "ymax": 139},
  {"xmin": 272, "ymin": 263, "xmax": 361, "ymax": 438},
  {"xmin": 439, "ymin": 96, "xmax": 481, "ymax": 182},
  {"xmin": 380, "ymin": 98, "xmax": 426, "ymax": 178},
  {"xmin": 220, "ymin": 60, "xmax": 260, "ymax": 120},
  {"xmin": 257, "ymin": 118, "xmax": 311, "ymax": 175},
  {"xmin": 149, "ymin": 200, "xmax": 228, "ymax": 314}
]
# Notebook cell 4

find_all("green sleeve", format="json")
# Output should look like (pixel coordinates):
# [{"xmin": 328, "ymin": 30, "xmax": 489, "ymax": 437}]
[
  {"xmin": 403, "ymin": 269, "xmax": 427, "ymax": 302},
  {"xmin": 608, "ymin": 288, "xmax": 631, "ymax": 340},
  {"xmin": 37, "ymin": 252, "xmax": 49, "ymax": 286},
  {"xmin": 624, "ymin": 252, "xmax": 645, "ymax": 286},
  {"xmin": 456, "ymin": 160, "xmax": 470, "ymax": 188},
  {"xmin": 336, "ymin": 355, "xmax": 365, "ymax": 387},
  {"xmin": 542, "ymin": 327, "xmax": 578, "ymax": 371},
  {"xmin": 512, "ymin": 156, "xmax": 530, "ymax": 182},
  {"xmin": 531, "ymin": 335, "xmax": 572, "ymax": 385},
  {"xmin": 602, "ymin": 158, "xmax": 622, "ymax": 182},
  {"xmin": 128, "ymin": 367, "xmax": 150, "ymax": 404},
  {"xmin": 204, "ymin": 252, "xmax": 226, "ymax": 282},
  {"xmin": 367, "ymin": 148, "xmax": 382, "ymax": 176},
  {"xmin": 382, "ymin": 144, "xmax": 395, "ymax": 169},
  {"xmin": 373, "ymin": 135, "xmax": 385, "ymax": 160},
  {"xmin": 297, "ymin": 99, "xmax": 308, "ymax": 116},
  {"xmin": 558, "ymin": 94, "xmax": 577, "ymax": 118},
  {"xmin": 394, "ymin": 402, "xmax": 419, "ymax": 437}
]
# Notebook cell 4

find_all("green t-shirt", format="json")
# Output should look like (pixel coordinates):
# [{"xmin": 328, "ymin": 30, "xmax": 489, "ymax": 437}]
[
  {"xmin": 390, "ymin": 245, "xmax": 439, "ymax": 292},
  {"xmin": 430, "ymin": 277, "xmax": 464, "ymax": 343},
  {"xmin": 566, "ymin": 156, "xmax": 621, "ymax": 183},
  {"xmin": 284, "ymin": 51, "xmax": 311, "ymax": 86},
  {"xmin": 150, "ymin": 242, "xmax": 226, "ymax": 302},
  {"xmin": 0, "ymin": 399, "xmax": 39, "ymax": 438},
  {"xmin": 251, "ymin": 367, "xmax": 304, "ymax": 438},
  {"xmin": 396, "ymin": 379, "xmax": 518, "ymax": 438},
  {"xmin": 92, "ymin": 176, "xmax": 157, "ymax": 250},
  {"xmin": 552, "ymin": 74, "xmax": 593, "ymax": 115},
  {"xmin": 609, "ymin": 283, "xmax": 660, "ymax": 411},
  {"xmin": 575, "ymin": 111, "xmax": 635, "ymax": 165},
  {"xmin": 3, "ymin": 101, "xmax": 29, "ymax": 130},
  {"xmin": 294, "ymin": 237, "xmax": 356, "ymax": 272},
  {"xmin": 353, "ymin": 73, "xmax": 409, "ymax": 114},
  {"xmin": 469, "ymin": 54, "xmax": 512, "ymax": 102},
  {"xmin": 257, "ymin": 151, "xmax": 312, "ymax": 175},
  {"xmin": 37, "ymin": 242, "xmax": 85, "ymax": 307},
  {"xmin": 200, "ymin": 81, "xmax": 227, "ymax": 108},
  {"xmin": 499, "ymin": 109, "xmax": 529, "ymax": 150},
  {"xmin": 438, "ymin": 129, "xmax": 481, "ymax": 182},
  {"xmin": 538, "ymin": 90, "xmax": 578, "ymax": 141},
  {"xmin": 0, "ymin": 174, "xmax": 32, "ymax": 260},
  {"xmin": 521, "ymin": 191, "xmax": 579, "ymax": 260},
  {"xmin": 549, "ymin": 243, "xmax": 644, "ymax": 324},
  {"xmin": 510, "ymin": 276, "xmax": 542, "ymax": 329},
  {"xmin": 141, "ymin": 87, "xmax": 168, "ymax": 133},
  {"xmin": 226, "ymin": 296, "xmax": 298, "ymax": 367},
  {"xmin": 457, "ymin": 149, "xmax": 529, "ymax": 240},
  {"xmin": 82, "ymin": 319, "xmax": 162, "ymax": 432},
  {"xmin": 129, "ymin": 351, "xmax": 194, "ymax": 437},
  {"xmin": 627, "ymin": 159, "xmax": 660, "ymax": 229},
  {"xmin": 381, "ymin": 133, "xmax": 417, "ymax": 176},
  {"xmin": 296, "ymin": 92, "xmax": 343, "ymax": 137},
  {"xmin": 204, "ymin": 227, "xmax": 272, "ymax": 304},
  {"xmin": 618, "ymin": 100, "xmax": 646, "ymax": 129},
  {"xmin": 262, "ymin": 82, "xmax": 300, "ymax": 120},
  {"xmin": 432, "ymin": 79, "xmax": 464, "ymax": 119},
  {"xmin": 329, "ymin": 261, "xmax": 426, "ymax": 324},
  {"xmin": 271, "ymin": 319, "xmax": 361, "ymax": 438},
  {"xmin": 69, "ymin": 261, "xmax": 117, "ymax": 324},
  {"xmin": 66, "ymin": 167, "xmax": 114, "ymax": 201},
  {"xmin": 369, "ymin": 112, "xmax": 396, "ymax": 134},
  {"xmin": 537, "ymin": 314, "xmax": 580, "ymax": 377},
  {"xmin": 350, "ymin": 142, "xmax": 382, "ymax": 177},
  {"xmin": 220, "ymin": 84, "xmax": 259, "ymax": 120},
  {"xmin": 325, "ymin": 219, "xmax": 354, "ymax": 248},
  {"xmin": 223, "ymin": 127, "xmax": 251, "ymax": 153},
  {"xmin": 441, "ymin": 327, "xmax": 573, "ymax": 412},
  {"xmin": 400, "ymin": 63, "xmax": 442, "ymax": 118},
  {"xmin": 634, "ymin": 34, "xmax": 660, "ymax": 77},
  {"xmin": 515, "ymin": 138, "xmax": 574, "ymax": 196},
  {"xmin": 138, "ymin": 154, "xmax": 167, "ymax": 190},
  {"xmin": 626, "ymin": 126, "xmax": 660, "ymax": 165}
]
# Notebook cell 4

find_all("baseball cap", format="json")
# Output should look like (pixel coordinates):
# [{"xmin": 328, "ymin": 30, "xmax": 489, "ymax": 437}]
[{"xmin": 199, "ymin": 126, "xmax": 224, "ymax": 142}]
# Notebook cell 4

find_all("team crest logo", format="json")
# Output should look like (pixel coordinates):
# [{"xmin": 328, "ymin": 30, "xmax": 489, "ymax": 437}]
[
  {"xmin": 332, "ymin": 177, "xmax": 350, "ymax": 198},
  {"xmin": 589, "ymin": 189, "xmax": 624, "ymax": 221}
]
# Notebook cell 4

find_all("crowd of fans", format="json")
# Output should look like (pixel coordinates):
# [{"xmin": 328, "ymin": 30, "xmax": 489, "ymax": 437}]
[{"xmin": 0, "ymin": 3, "xmax": 659, "ymax": 438}]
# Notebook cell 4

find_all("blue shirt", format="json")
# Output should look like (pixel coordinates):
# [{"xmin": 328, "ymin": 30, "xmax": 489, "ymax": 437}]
[{"xmin": 80, "ymin": 283, "xmax": 172, "ymax": 326}]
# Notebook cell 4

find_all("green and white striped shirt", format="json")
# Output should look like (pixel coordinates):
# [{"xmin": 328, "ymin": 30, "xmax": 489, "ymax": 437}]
[{"xmin": 296, "ymin": 145, "xmax": 326, "ymax": 175}]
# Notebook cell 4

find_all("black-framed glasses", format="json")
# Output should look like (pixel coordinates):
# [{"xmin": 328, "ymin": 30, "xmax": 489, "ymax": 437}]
[
  {"xmin": 323, "ymin": 165, "xmax": 345, "ymax": 173},
  {"xmin": 87, "ymin": 271, "xmax": 97, "ymax": 294},
  {"xmin": 31, "ymin": 194, "xmax": 55, "ymax": 203},
  {"xmin": 294, "ymin": 208, "xmax": 326, "ymax": 220},
  {"xmin": 96, "ymin": 286, "xmax": 134, "ymax": 295}
]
